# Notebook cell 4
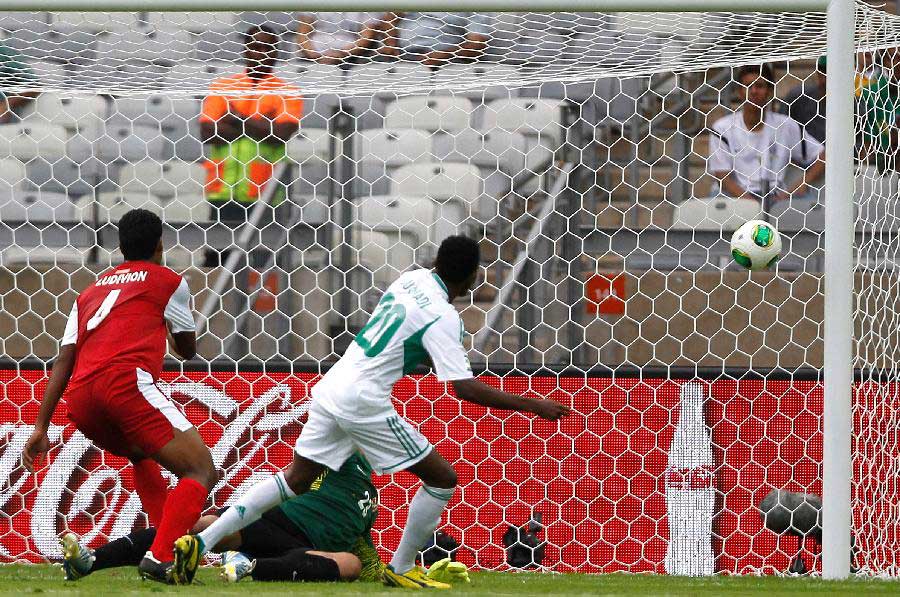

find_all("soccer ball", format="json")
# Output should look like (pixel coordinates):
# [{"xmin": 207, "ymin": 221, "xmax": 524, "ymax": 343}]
[{"xmin": 730, "ymin": 220, "xmax": 782, "ymax": 271}]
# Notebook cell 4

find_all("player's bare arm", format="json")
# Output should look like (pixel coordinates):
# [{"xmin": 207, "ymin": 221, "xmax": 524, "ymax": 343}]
[
  {"xmin": 451, "ymin": 378, "xmax": 570, "ymax": 421},
  {"xmin": 22, "ymin": 343, "xmax": 76, "ymax": 472}
]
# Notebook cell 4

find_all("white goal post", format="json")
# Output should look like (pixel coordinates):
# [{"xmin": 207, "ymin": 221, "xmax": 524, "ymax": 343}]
[{"xmin": 0, "ymin": 0, "xmax": 864, "ymax": 579}]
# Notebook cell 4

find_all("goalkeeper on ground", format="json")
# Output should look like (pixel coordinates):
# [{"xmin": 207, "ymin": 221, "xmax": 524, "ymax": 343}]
[{"xmin": 61, "ymin": 452, "xmax": 467, "ymax": 585}]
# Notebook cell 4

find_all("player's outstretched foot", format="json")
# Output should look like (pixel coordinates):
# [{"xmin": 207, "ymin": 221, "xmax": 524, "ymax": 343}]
[
  {"xmin": 383, "ymin": 564, "xmax": 451, "ymax": 589},
  {"xmin": 60, "ymin": 533, "xmax": 95, "ymax": 581},
  {"xmin": 138, "ymin": 552, "xmax": 175, "ymax": 584},
  {"xmin": 220, "ymin": 551, "xmax": 256, "ymax": 583},
  {"xmin": 173, "ymin": 534, "xmax": 203, "ymax": 585}
]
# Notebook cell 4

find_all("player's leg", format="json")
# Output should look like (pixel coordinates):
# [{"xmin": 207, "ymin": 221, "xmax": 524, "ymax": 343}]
[
  {"xmin": 347, "ymin": 413, "xmax": 454, "ymax": 589},
  {"xmin": 60, "ymin": 527, "xmax": 156, "ymax": 580},
  {"xmin": 386, "ymin": 450, "xmax": 457, "ymax": 583},
  {"xmin": 144, "ymin": 427, "xmax": 216, "ymax": 583},
  {"xmin": 131, "ymin": 458, "xmax": 167, "ymax": 527},
  {"xmin": 175, "ymin": 400, "xmax": 348, "ymax": 583},
  {"xmin": 249, "ymin": 548, "xmax": 361, "ymax": 582}
]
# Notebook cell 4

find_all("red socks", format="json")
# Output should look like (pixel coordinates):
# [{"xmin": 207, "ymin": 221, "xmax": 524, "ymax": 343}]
[
  {"xmin": 148, "ymin": 478, "xmax": 208, "ymax": 562},
  {"xmin": 132, "ymin": 459, "xmax": 168, "ymax": 528}
]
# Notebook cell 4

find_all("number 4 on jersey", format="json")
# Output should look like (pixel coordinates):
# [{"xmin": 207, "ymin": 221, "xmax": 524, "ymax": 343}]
[{"xmin": 86, "ymin": 289, "xmax": 121, "ymax": 331}]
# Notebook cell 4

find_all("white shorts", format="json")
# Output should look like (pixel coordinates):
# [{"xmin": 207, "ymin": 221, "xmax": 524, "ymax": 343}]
[{"xmin": 295, "ymin": 399, "xmax": 433, "ymax": 474}]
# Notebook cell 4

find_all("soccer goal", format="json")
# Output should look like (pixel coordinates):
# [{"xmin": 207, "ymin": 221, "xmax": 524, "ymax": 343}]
[{"xmin": 0, "ymin": 0, "xmax": 890, "ymax": 580}]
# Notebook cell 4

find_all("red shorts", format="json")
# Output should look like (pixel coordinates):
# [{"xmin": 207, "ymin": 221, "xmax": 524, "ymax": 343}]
[{"xmin": 66, "ymin": 367, "xmax": 192, "ymax": 458}]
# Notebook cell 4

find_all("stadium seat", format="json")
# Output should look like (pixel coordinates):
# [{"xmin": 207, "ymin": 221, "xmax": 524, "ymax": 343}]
[
  {"xmin": 161, "ymin": 193, "xmax": 208, "ymax": 225},
  {"xmin": 147, "ymin": 11, "xmax": 224, "ymax": 32},
  {"xmin": 290, "ymin": 194, "xmax": 330, "ymax": 226},
  {"xmin": 390, "ymin": 163, "xmax": 482, "ymax": 208},
  {"xmin": 0, "ymin": 123, "xmax": 68, "ymax": 161},
  {"xmin": 348, "ymin": 62, "xmax": 434, "ymax": 95},
  {"xmin": 1, "ymin": 24, "xmax": 97, "ymax": 64},
  {"xmin": 163, "ymin": 61, "xmax": 235, "ymax": 94},
  {"xmin": 354, "ymin": 228, "xmax": 417, "ymax": 289},
  {"xmin": 118, "ymin": 159, "xmax": 206, "ymax": 199},
  {"xmin": 769, "ymin": 198, "xmax": 826, "ymax": 233},
  {"xmin": 96, "ymin": 190, "xmax": 163, "ymax": 224},
  {"xmin": 433, "ymin": 63, "xmax": 520, "ymax": 101},
  {"xmin": 95, "ymin": 124, "xmax": 166, "ymax": 163},
  {"xmin": 275, "ymin": 61, "xmax": 346, "ymax": 90},
  {"xmin": 95, "ymin": 28, "xmax": 193, "ymax": 65},
  {"xmin": 0, "ymin": 191, "xmax": 75, "ymax": 223},
  {"xmin": 355, "ymin": 194, "xmax": 463, "ymax": 251},
  {"xmin": 481, "ymin": 98, "xmax": 566, "ymax": 148},
  {"xmin": 0, "ymin": 159, "xmax": 28, "ymax": 196},
  {"xmin": 28, "ymin": 61, "xmax": 67, "ymax": 89},
  {"xmin": 286, "ymin": 128, "xmax": 331, "ymax": 196},
  {"xmin": 354, "ymin": 128, "xmax": 432, "ymax": 196},
  {"xmin": 0, "ymin": 246, "xmax": 86, "ymax": 267},
  {"xmin": 671, "ymin": 196, "xmax": 763, "ymax": 231},
  {"xmin": 28, "ymin": 93, "xmax": 107, "ymax": 135},
  {"xmin": 50, "ymin": 11, "xmax": 139, "ymax": 32},
  {"xmin": 25, "ymin": 158, "xmax": 96, "ymax": 197},
  {"xmin": 109, "ymin": 95, "xmax": 200, "ymax": 126},
  {"xmin": 384, "ymin": 96, "xmax": 473, "ymax": 134},
  {"xmin": 286, "ymin": 128, "xmax": 331, "ymax": 163}
]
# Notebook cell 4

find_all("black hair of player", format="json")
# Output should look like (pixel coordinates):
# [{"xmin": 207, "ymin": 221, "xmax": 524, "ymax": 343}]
[
  {"xmin": 737, "ymin": 63, "xmax": 775, "ymax": 88},
  {"xmin": 435, "ymin": 235, "xmax": 480, "ymax": 284},
  {"xmin": 119, "ymin": 209, "xmax": 163, "ymax": 262}
]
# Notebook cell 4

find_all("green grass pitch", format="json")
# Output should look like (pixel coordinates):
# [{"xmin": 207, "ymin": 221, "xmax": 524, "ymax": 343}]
[{"xmin": 0, "ymin": 565, "xmax": 897, "ymax": 596}]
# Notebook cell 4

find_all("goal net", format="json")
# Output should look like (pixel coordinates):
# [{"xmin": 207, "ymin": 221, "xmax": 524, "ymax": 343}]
[{"xmin": 0, "ymin": 2, "xmax": 896, "ymax": 577}]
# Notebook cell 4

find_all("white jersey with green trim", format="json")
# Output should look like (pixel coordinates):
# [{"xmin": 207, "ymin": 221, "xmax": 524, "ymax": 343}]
[{"xmin": 312, "ymin": 268, "xmax": 474, "ymax": 419}]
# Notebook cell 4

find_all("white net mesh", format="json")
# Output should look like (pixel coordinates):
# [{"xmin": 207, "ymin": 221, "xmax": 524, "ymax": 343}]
[{"xmin": 0, "ymin": 1, "xmax": 899, "ymax": 577}]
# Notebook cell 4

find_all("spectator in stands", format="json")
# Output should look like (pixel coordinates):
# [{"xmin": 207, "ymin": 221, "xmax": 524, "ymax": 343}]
[
  {"xmin": 780, "ymin": 56, "xmax": 826, "ymax": 144},
  {"xmin": 295, "ymin": 12, "xmax": 395, "ymax": 65},
  {"xmin": 200, "ymin": 25, "xmax": 303, "ymax": 223},
  {"xmin": 378, "ymin": 12, "xmax": 493, "ymax": 66},
  {"xmin": 0, "ymin": 43, "xmax": 39, "ymax": 124},
  {"xmin": 858, "ymin": 47, "xmax": 900, "ymax": 173},
  {"xmin": 708, "ymin": 64, "xmax": 825, "ymax": 203}
]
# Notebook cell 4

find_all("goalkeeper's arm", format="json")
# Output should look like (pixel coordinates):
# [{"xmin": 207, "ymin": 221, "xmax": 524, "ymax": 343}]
[{"xmin": 452, "ymin": 378, "xmax": 569, "ymax": 421}]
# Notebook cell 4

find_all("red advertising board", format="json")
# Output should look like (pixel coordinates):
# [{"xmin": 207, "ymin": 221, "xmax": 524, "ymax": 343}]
[{"xmin": 0, "ymin": 368, "xmax": 888, "ymax": 574}]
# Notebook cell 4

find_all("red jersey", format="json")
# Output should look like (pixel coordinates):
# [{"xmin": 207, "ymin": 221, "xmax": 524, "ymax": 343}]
[{"xmin": 62, "ymin": 261, "xmax": 195, "ymax": 387}]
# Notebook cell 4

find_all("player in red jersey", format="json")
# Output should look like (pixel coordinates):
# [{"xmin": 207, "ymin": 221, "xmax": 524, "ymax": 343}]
[{"xmin": 22, "ymin": 209, "xmax": 216, "ymax": 585}]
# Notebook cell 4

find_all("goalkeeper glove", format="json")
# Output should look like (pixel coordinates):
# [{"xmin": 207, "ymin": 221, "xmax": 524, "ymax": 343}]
[{"xmin": 425, "ymin": 558, "xmax": 470, "ymax": 585}]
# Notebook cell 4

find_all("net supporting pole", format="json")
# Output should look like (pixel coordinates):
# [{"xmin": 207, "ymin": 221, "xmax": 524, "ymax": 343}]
[
  {"xmin": 6, "ymin": 0, "xmax": 830, "ymax": 12},
  {"xmin": 823, "ymin": 0, "xmax": 854, "ymax": 581}
]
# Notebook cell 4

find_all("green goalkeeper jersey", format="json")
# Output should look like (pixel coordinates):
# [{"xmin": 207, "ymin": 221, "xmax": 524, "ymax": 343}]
[{"xmin": 279, "ymin": 452, "xmax": 379, "ymax": 553}]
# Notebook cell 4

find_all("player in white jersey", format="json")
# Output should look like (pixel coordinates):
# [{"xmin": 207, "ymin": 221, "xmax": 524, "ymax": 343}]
[{"xmin": 174, "ymin": 236, "xmax": 570, "ymax": 588}]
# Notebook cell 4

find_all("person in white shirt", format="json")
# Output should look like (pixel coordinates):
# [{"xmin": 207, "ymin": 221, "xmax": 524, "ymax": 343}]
[
  {"xmin": 174, "ymin": 236, "xmax": 570, "ymax": 589},
  {"xmin": 296, "ymin": 12, "xmax": 394, "ymax": 65},
  {"xmin": 708, "ymin": 64, "xmax": 826, "ymax": 202}
]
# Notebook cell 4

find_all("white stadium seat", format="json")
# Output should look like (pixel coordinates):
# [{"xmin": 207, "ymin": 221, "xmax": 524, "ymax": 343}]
[
  {"xmin": 119, "ymin": 159, "xmax": 206, "ymax": 199},
  {"xmin": 384, "ymin": 96, "xmax": 473, "ymax": 133},
  {"xmin": 355, "ymin": 128, "xmax": 432, "ymax": 196},
  {"xmin": 481, "ymin": 98, "xmax": 566, "ymax": 147},
  {"xmin": 0, "ymin": 191, "xmax": 75, "ymax": 223},
  {"xmin": 390, "ymin": 162, "xmax": 482, "ymax": 206},
  {"xmin": 286, "ymin": 128, "xmax": 331, "ymax": 163},
  {"xmin": 672, "ymin": 197, "xmax": 763, "ymax": 232},
  {"xmin": 95, "ymin": 28, "xmax": 193, "ymax": 64},
  {"xmin": 0, "ymin": 123, "xmax": 68, "ymax": 161},
  {"xmin": 355, "ymin": 194, "xmax": 463, "ymax": 250},
  {"xmin": 275, "ymin": 62, "xmax": 346, "ymax": 90},
  {"xmin": 96, "ymin": 191, "xmax": 163, "ymax": 224},
  {"xmin": 95, "ymin": 124, "xmax": 166, "ymax": 163},
  {"xmin": 29, "ymin": 93, "xmax": 107, "ymax": 135},
  {"xmin": 163, "ymin": 61, "xmax": 235, "ymax": 94}
]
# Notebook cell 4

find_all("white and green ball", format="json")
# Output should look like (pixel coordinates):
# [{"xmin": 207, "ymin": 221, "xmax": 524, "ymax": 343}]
[{"xmin": 730, "ymin": 220, "xmax": 782, "ymax": 271}]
